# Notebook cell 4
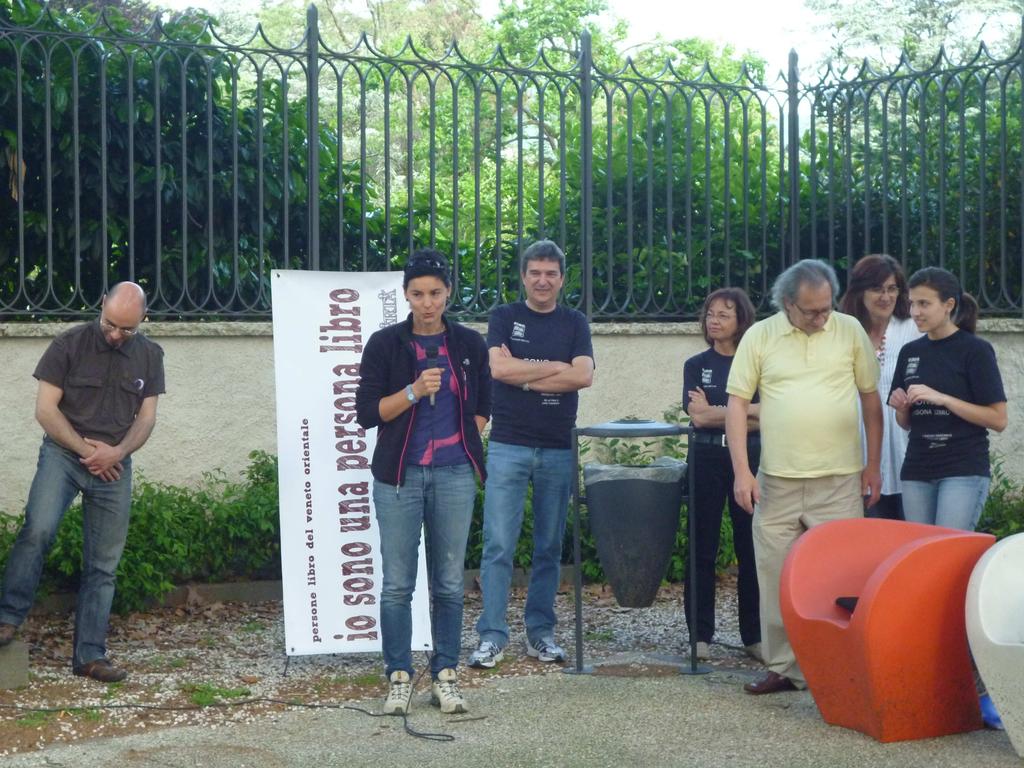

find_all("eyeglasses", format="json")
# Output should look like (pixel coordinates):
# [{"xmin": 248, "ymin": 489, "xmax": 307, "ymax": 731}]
[
  {"xmin": 100, "ymin": 317, "xmax": 139, "ymax": 337},
  {"xmin": 865, "ymin": 284, "xmax": 901, "ymax": 296},
  {"xmin": 705, "ymin": 312, "xmax": 736, "ymax": 322},
  {"xmin": 790, "ymin": 303, "xmax": 832, "ymax": 321}
]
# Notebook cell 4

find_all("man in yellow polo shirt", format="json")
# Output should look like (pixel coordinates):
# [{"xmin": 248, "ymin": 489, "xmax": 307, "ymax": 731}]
[{"xmin": 725, "ymin": 259, "xmax": 882, "ymax": 695}]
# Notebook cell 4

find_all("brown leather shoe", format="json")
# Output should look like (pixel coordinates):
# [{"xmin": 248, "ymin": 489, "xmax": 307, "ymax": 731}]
[
  {"xmin": 744, "ymin": 671, "xmax": 797, "ymax": 695},
  {"xmin": 73, "ymin": 658, "xmax": 128, "ymax": 683},
  {"xmin": 0, "ymin": 623, "xmax": 16, "ymax": 646}
]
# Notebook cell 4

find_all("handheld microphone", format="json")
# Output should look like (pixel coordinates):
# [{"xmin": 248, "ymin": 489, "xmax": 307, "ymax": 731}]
[{"xmin": 426, "ymin": 345, "xmax": 439, "ymax": 406}]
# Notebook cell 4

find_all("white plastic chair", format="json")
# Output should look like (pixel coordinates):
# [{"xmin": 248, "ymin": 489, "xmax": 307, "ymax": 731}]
[{"xmin": 966, "ymin": 531, "xmax": 1024, "ymax": 757}]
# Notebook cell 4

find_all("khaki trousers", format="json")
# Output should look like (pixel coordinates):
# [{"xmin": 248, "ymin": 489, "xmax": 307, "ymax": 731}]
[{"xmin": 753, "ymin": 471, "xmax": 863, "ymax": 685}]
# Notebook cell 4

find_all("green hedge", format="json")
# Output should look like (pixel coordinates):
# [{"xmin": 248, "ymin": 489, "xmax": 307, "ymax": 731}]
[
  {"xmin": 0, "ymin": 450, "xmax": 281, "ymax": 613},
  {"xmin": 2, "ymin": 444, "xmax": 1020, "ymax": 613}
]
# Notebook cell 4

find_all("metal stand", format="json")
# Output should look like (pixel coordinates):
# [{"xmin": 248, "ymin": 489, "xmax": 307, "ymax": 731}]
[
  {"xmin": 566, "ymin": 423, "xmax": 593, "ymax": 675},
  {"xmin": 566, "ymin": 419, "xmax": 710, "ymax": 676},
  {"xmin": 679, "ymin": 425, "xmax": 711, "ymax": 675}
]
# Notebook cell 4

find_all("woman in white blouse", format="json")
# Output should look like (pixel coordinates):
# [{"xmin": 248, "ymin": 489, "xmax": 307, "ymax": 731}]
[{"xmin": 840, "ymin": 254, "xmax": 922, "ymax": 519}]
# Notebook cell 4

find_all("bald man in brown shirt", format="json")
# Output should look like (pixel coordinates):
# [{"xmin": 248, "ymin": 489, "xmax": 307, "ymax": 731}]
[{"xmin": 0, "ymin": 283, "xmax": 165, "ymax": 682}]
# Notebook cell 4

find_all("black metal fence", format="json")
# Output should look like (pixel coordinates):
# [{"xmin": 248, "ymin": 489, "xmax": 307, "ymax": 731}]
[
  {"xmin": 1, "ymin": 4, "xmax": 1021, "ymax": 319},
  {"xmin": 798, "ymin": 45, "xmax": 1024, "ymax": 315}
]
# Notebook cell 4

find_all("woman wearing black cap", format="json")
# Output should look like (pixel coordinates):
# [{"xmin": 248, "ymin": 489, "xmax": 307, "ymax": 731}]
[{"xmin": 355, "ymin": 249, "xmax": 491, "ymax": 716}]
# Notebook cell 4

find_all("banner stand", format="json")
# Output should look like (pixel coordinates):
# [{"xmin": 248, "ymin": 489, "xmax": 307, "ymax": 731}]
[{"xmin": 271, "ymin": 270, "xmax": 431, "ymax": 658}]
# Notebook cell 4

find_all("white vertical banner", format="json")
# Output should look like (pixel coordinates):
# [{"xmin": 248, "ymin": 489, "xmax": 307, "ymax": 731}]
[{"xmin": 271, "ymin": 270, "xmax": 432, "ymax": 656}]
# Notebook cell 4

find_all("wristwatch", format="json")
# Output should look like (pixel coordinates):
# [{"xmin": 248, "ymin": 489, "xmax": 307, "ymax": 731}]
[{"xmin": 405, "ymin": 384, "xmax": 419, "ymax": 403}]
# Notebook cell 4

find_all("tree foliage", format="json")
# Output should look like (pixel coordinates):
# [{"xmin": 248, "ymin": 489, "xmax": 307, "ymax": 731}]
[
  {"xmin": 0, "ymin": 0, "xmax": 394, "ymax": 315},
  {"xmin": 806, "ymin": 0, "xmax": 1021, "ymax": 67},
  {"xmin": 798, "ymin": 3, "xmax": 1023, "ymax": 302},
  {"xmin": 1, "ymin": 0, "xmax": 1020, "ymax": 319}
]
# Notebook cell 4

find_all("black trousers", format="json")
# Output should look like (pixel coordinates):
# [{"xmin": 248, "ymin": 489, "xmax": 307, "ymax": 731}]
[
  {"xmin": 865, "ymin": 492, "xmax": 904, "ymax": 520},
  {"xmin": 683, "ymin": 439, "xmax": 761, "ymax": 646}
]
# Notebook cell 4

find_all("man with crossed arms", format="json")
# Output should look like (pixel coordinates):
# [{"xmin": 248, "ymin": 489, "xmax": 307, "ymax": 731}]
[{"xmin": 469, "ymin": 240, "xmax": 594, "ymax": 668}]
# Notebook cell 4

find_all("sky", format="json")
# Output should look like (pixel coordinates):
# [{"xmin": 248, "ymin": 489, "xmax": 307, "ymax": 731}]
[
  {"xmin": 160, "ymin": 0, "xmax": 832, "ymax": 77},
  {"xmin": 494, "ymin": 0, "xmax": 831, "ymax": 77}
]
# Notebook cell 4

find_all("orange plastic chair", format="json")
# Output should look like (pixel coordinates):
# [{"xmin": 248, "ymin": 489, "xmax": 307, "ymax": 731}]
[{"xmin": 780, "ymin": 518, "xmax": 994, "ymax": 742}]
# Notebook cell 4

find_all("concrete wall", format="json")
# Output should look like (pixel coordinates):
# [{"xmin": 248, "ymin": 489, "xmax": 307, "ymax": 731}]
[{"xmin": 2, "ymin": 318, "xmax": 1022, "ymax": 514}]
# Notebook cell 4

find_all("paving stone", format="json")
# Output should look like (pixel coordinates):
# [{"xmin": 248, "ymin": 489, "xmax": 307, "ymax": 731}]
[{"xmin": 0, "ymin": 641, "xmax": 29, "ymax": 689}]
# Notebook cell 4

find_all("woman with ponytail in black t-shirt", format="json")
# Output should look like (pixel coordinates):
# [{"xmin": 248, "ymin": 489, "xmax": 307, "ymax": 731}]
[{"xmin": 889, "ymin": 267, "xmax": 1008, "ymax": 531}]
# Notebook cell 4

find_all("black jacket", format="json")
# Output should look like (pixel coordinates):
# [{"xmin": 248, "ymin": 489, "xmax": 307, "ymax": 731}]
[{"xmin": 355, "ymin": 313, "xmax": 491, "ymax": 486}]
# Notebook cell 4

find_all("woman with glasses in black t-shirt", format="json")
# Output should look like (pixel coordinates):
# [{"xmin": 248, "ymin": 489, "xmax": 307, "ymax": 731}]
[{"xmin": 682, "ymin": 287, "xmax": 762, "ymax": 662}]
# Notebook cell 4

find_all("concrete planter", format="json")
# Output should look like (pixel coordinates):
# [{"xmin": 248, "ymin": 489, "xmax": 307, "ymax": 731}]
[{"xmin": 583, "ymin": 462, "xmax": 685, "ymax": 607}]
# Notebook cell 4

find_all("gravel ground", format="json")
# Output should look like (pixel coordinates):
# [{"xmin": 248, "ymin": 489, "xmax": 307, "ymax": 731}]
[{"xmin": 0, "ymin": 575, "xmax": 759, "ymax": 758}]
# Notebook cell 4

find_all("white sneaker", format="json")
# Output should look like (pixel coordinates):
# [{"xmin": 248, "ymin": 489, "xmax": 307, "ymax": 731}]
[
  {"xmin": 431, "ymin": 668, "xmax": 468, "ymax": 714},
  {"xmin": 382, "ymin": 670, "xmax": 412, "ymax": 715},
  {"xmin": 468, "ymin": 640, "xmax": 504, "ymax": 669},
  {"xmin": 695, "ymin": 641, "xmax": 710, "ymax": 660},
  {"xmin": 526, "ymin": 636, "xmax": 566, "ymax": 663}
]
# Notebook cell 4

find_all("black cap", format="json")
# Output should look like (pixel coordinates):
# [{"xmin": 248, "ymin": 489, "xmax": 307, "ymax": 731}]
[{"xmin": 403, "ymin": 249, "xmax": 451, "ymax": 287}]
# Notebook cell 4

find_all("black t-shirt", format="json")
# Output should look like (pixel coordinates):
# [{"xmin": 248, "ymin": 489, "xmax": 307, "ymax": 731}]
[
  {"xmin": 487, "ymin": 302, "xmax": 594, "ymax": 449},
  {"xmin": 682, "ymin": 347, "xmax": 758, "ymax": 437},
  {"xmin": 890, "ymin": 330, "xmax": 1006, "ymax": 480}
]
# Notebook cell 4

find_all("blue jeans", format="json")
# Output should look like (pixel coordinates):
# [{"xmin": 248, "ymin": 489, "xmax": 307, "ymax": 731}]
[
  {"xmin": 476, "ymin": 441, "xmax": 572, "ymax": 648},
  {"xmin": 373, "ymin": 463, "xmax": 476, "ymax": 678},
  {"xmin": 901, "ymin": 476, "xmax": 991, "ymax": 531},
  {"xmin": 0, "ymin": 437, "xmax": 132, "ymax": 668}
]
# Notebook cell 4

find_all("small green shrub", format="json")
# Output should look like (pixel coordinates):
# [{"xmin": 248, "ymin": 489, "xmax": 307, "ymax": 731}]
[
  {"xmin": 193, "ymin": 451, "xmax": 281, "ymax": 582},
  {"xmin": 977, "ymin": 457, "xmax": 1024, "ymax": 539}
]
